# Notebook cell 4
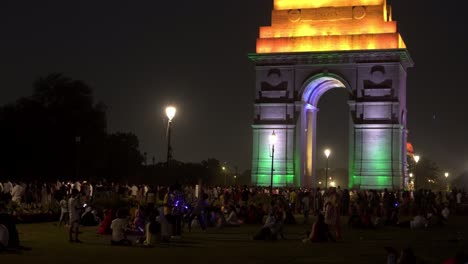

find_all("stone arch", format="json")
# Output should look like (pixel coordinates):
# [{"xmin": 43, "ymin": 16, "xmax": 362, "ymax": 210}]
[
  {"xmin": 297, "ymin": 74, "xmax": 352, "ymax": 187},
  {"xmin": 300, "ymin": 73, "xmax": 352, "ymax": 106}
]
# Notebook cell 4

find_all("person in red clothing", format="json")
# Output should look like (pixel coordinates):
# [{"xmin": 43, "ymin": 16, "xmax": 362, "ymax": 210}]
[
  {"xmin": 98, "ymin": 209, "xmax": 114, "ymax": 235},
  {"xmin": 303, "ymin": 213, "xmax": 335, "ymax": 243}
]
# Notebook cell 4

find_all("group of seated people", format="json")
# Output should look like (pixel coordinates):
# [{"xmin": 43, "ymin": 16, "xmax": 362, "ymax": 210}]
[
  {"xmin": 346, "ymin": 203, "xmax": 451, "ymax": 230},
  {"xmin": 103, "ymin": 207, "xmax": 172, "ymax": 247},
  {"xmin": 252, "ymin": 209, "xmax": 285, "ymax": 241},
  {"xmin": 102, "ymin": 196, "xmax": 296, "ymax": 245}
]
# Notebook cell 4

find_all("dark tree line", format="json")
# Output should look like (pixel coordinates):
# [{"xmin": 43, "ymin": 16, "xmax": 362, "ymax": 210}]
[
  {"xmin": 407, "ymin": 155, "xmax": 444, "ymax": 190},
  {"xmin": 0, "ymin": 73, "xmax": 142, "ymax": 183},
  {"xmin": 0, "ymin": 74, "xmax": 245, "ymax": 185}
]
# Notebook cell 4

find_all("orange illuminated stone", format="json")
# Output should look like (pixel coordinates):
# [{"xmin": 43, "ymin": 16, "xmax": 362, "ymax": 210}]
[
  {"xmin": 257, "ymin": 0, "xmax": 406, "ymax": 53},
  {"xmin": 274, "ymin": 0, "xmax": 384, "ymax": 10}
]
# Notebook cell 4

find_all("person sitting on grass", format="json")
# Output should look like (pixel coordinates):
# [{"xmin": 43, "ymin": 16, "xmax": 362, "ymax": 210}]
[
  {"xmin": 0, "ymin": 224, "xmax": 8, "ymax": 253},
  {"xmin": 252, "ymin": 210, "xmax": 285, "ymax": 241},
  {"xmin": 143, "ymin": 210, "xmax": 166, "ymax": 246},
  {"xmin": 397, "ymin": 209, "xmax": 428, "ymax": 229},
  {"xmin": 0, "ymin": 202, "xmax": 31, "ymax": 251},
  {"xmin": 111, "ymin": 209, "xmax": 132, "ymax": 246},
  {"xmin": 223, "ymin": 205, "xmax": 241, "ymax": 227},
  {"xmin": 302, "ymin": 213, "xmax": 335, "ymax": 243}
]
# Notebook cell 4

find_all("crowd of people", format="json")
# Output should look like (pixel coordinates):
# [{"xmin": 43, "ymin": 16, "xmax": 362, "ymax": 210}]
[{"xmin": 0, "ymin": 179, "xmax": 467, "ymax": 261}]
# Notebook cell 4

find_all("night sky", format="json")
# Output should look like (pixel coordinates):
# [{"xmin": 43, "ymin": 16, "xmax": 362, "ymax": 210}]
[{"xmin": 1, "ymin": 1, "xmax": 467, "ymax": 176}]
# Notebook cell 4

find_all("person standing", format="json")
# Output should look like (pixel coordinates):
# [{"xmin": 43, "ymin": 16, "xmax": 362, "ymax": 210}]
[
  {"xmin": 68, "ymin": 189, "xmax": 82, "ymax": 243},
  {"xmin": 3, "ymin": 181, "xmax": 12, "ymax": 195},
  {"xmin": 289, "ymin": 188, "xmax": 297, "ymax": 213},
  {"xmin": 58, "ymin": 195, "xmax": 69, "ymax": 227},
  {"xmin": 11, "ymin": 183, "xmax": 24, "ymax": 204},
  {"xmin": 302, "ymin": 192, "xmax": 310, "ymax": 224}
]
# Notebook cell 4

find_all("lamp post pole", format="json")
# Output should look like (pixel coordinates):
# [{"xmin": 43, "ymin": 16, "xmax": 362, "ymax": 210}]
[
  {"xmin": 324, "ymin": 149, "xmax": 331, "ymax": 189},
  {"xmin": 444, "ymin": 172, "xmax": 449, "ymax": 191},
  {"xmin": 222, "ymin": 166, "xmax": 226, "ymax": 186},
  {"xmin": 269, "ymin": 131, "xmax": 277, "ymax": 195},
  {"xmin": 413, "ymin": 155, "xmax": 420, "ymax": 189},
  {"xmin": 165, "ymin": 106, "xmax": 176, "ymax": 167}
]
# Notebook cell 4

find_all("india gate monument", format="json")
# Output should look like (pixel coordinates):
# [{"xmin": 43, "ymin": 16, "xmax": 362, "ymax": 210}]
[{"xmin": 250, "ymin": 0, "xmax": 413, "ymax": 189}]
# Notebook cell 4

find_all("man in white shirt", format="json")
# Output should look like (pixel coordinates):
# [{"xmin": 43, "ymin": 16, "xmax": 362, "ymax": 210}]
[
  {"xmin": 11, "ymin": 183, "xmax": 24, "ymax": 203},
  {"xmin": 74, "ymin": 181, "xmax": 81, "ymax": 192},
  {"xmin": 68, "ymin": 189, "xmax": 82, "ymax": 243},
  {"xmin": 88, "ymin": 183, "xmax": 93, "ymax": 199},
  {"xmin": 3, "ymin": 181, "xmax": 12, "ymax": 194},
  {"xmin": 130, "ymin": 185, "xmax": 138, "ymax": 198},
  {"xmin": 456, "ymin": 192, "xmax": 462, "ymax": 205},
  {"xmin": 110, "ymin": 209, "xmax": 131, "ymax": 246}
]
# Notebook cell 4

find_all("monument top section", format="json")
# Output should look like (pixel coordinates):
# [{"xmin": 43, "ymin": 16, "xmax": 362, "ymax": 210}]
[
  {"xmin": 274, "ymin": 0, "xmax": 384, "ymax": 10},
  {"xmin": 257, "ymin": 0, "xmax": 407, "ymax": 53}
]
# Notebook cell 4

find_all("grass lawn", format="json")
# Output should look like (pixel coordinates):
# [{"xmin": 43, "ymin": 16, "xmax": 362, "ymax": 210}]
[{"xmin": 2, "ymin": 216, "xmax": 467, "ymax": 264}]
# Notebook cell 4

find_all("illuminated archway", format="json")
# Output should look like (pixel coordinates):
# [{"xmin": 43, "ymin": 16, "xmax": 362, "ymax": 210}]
[
  {"xmin": 250, "ymin": 0, "xmax": 414, "ymax": 189},
  {"xmin": 299, "ymin": 75, "xmax": 351, "ymax": 187}
]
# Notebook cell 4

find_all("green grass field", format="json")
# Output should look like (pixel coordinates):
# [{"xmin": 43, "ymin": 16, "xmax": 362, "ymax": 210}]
[{"xmin": 2, "ymin": 216, "xmax": 467, "ymax": 264}]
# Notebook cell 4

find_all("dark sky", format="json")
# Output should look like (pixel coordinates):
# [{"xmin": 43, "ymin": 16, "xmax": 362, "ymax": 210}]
[{"xmin": 1, "ymin": 0, "xmax": 467, "ymax": 176}]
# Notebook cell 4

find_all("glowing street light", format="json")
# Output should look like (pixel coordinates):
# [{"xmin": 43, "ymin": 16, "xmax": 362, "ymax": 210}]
[
  {"xmin": 324, "ymin": 149, "xmax": 331, "ymax": 188},
  {"xmin": 269, "ymin": 131, "xmax": 277, "ymax": 194},
  {"xmin": 166, "ymin": 106, "xmax": 176, "ymax": 121},
  {"xmin": 165, "ymin": 106, "xmax": 176, "ymax": 166}
]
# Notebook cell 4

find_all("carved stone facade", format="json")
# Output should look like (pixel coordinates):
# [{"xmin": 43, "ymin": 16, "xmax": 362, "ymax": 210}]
[
  {"xmin": 250, "ymin": 0, "xmax": 413, "ymax": 189},
  {"xmin": 251, "ymin": 50, "xmax": 413, "ymax": 189}
]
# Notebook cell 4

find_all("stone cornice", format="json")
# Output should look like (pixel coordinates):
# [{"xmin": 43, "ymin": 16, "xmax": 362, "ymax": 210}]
[{"xmin": 248, "ymin": 49, "xmax": 414, "ymax": 69}]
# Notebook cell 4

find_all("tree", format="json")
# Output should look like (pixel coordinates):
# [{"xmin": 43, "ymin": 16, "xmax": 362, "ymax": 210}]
[
  {"xmin": 0, "ymin": 73, "xmax": 107, "ymax": 182},
  {"xmin": 409, "ymin": 157, "xmax": 442, "ymax": 190},
  {"xmin": 103, "ymin": 132, "xmax": 144, "ymax": 183},
  {"xmin": 451, "ymin": 171, "xmax": 468, "ymax": 190}
]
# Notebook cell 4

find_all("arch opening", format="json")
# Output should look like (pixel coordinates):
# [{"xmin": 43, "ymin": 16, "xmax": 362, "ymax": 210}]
[{"xmin": 298, "ymin": 74, "xmax": 352, "ymax": 188}]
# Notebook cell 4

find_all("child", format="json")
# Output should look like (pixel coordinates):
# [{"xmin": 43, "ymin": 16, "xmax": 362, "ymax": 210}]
[
  {"xmin": 156, "ymin": 207, "xmax": 171, "ymax": 242},
  {"xmin": 144, "ymin": 211, "xmax": 161, "ymax": 246},
  {"xmin": 133, "ymin": 205, "xmax": 145, "ymax": 233},
  {"xmin": 110, "ymin": 209, "xmax": 131, "ymax": 246}
]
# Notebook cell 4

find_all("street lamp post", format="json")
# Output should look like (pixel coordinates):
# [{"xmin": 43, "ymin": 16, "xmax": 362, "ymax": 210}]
[
  {"xmin": 413, "ymin": 154, "xmax": 420, "ymax": 189},
  {"xmin": 324, "ymin": 149, "xmax": 331, "ymax": 189},
  {"xmin": 269, "ymin": 131, "xmax": 277, "ymax": 194},
  {"xmin": 165, "ymin": 106, "xmax": 176, "ymax": 167},
  {"xmin": 222, "ymin": 166, "xmax": 226, "ymax": 185},
  {"xmin": 444, "ymin": 172, "xmax": 449, "ymax": 191}
]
